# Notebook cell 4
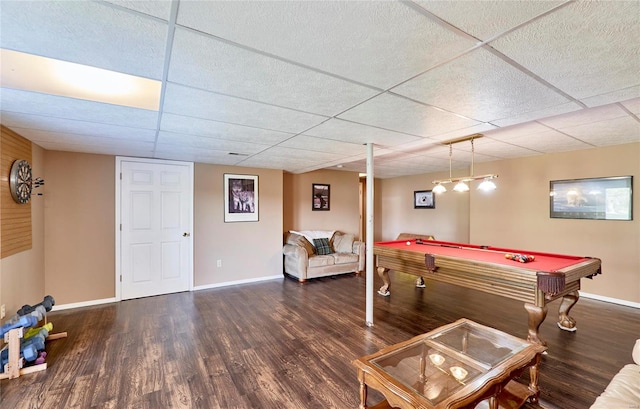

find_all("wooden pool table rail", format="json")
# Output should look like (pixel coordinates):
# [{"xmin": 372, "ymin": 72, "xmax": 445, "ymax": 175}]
[{"xmin": 374, "ymin": 243, "xmax": 601, "ymax": 346}]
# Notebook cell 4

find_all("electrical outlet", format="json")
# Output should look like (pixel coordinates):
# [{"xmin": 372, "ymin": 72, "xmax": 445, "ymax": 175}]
[
  {"xmin": 216, "ymin": 259, "xmax": 222, "ymax": 268},
  {"xmin": 0, "ymin": 304, "xmax": 5, "ymax": 319}
]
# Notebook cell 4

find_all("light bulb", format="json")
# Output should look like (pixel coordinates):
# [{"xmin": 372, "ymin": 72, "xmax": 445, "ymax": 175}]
[
  {"xmin": 432, "ymin": 184, "xmax": 447, "ymax": 194},
  {"xmin": 477, "ymin": 179, "xmax": 496, "ymax": 191},
  {"xmin": 453, "ymin": 181, "xmax": 469, "ymax": 192}
]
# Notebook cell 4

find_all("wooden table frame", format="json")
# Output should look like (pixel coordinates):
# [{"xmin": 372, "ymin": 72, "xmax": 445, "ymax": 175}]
[{"xmin": 353, "ymin": 319, "xmax": 547, "ymax": 409}]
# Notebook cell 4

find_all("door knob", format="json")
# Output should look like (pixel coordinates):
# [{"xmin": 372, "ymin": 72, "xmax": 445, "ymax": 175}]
[{"xmin": 183, "ymin": 232, "xmax": 191, "ymax": 237}]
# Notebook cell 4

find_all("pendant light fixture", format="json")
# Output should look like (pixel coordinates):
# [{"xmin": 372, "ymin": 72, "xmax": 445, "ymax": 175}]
[{"xmin": 431, "ymin": 134, "xmax": 498, "ymax": 193}]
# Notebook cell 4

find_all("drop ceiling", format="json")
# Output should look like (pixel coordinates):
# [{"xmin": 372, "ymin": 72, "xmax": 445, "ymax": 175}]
[{"xmin": 0, "ymin": 0, "xmax": 638, "ymax": 178}]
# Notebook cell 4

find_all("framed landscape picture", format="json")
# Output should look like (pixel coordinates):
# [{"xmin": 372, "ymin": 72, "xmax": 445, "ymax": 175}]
[
  {"xmin": 224, "ymin": 174, "xmax": 258, "ymax": 222},
  {"xmin": 550, "ymin": 176, "xmax": 632, "ymax": 220},
  {"xmin": 414, "ymin": 190, "xmax": 435, "ymax": 209}
]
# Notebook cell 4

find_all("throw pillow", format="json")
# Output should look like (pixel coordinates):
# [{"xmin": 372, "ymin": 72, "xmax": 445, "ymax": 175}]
[
  {"xmin": 313, "ymin": 238, "xmax": 333, "ymax": 255},
  {"xmin": 332, "ymin": 232, "xmax": 355, "ymax": 253}
]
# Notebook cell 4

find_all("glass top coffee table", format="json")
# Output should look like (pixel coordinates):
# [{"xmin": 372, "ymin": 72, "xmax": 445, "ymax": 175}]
[{"xmin": 353, "ymin": 319, "xmax": 547, "ymax": 409}]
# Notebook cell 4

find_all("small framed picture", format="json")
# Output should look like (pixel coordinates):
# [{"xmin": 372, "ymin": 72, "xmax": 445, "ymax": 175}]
[
  {"xmin": 414, "ymin": 190, "xmax": 435, "ymax": 209},
  {"xmin": 312, "ymin": 183, "xmax": 330, "ymax": 211},
  {"xmin": 224, "ymin": 174, "xmax": 258, "ymax": 222}
]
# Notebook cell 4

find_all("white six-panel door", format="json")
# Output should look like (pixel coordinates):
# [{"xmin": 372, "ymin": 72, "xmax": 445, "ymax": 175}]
[{"xmin": 118, "ymin": 158, "xmax": 193, "ymax": 300}]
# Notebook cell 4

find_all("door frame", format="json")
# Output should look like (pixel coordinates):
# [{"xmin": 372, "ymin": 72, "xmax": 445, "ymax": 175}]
[{"xmin": 115, "ymin": 156, "xmax": 194, "ymax": 301}]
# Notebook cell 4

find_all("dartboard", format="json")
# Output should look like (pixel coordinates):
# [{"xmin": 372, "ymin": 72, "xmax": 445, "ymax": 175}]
[{"xmin": 9, "ymin": 159, "xmax": 33, "ymax": 204}]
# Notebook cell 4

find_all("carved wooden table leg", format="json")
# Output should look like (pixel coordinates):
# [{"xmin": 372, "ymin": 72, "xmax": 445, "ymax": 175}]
[
  {"xmin": 524, "ymin": 303, "xmax": 548, "ymax": 346},
  {"xmin": 377, "ymin": 266, "xmax": 391, "ymax": 296},
  {"xmin": 358, "ymin": 371, "xmax": 368, "ymax": 409},
  {"xmin": 528, "ymin": 353, "xmax": 542, "ymax": 403},
  {"xmin": 557, "ymin": 290, "xmax": 579, "ymax": 331}
]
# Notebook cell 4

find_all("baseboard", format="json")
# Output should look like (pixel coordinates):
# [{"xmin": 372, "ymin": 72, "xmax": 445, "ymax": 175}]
[
  {"xmin": 50, "ymin": 277, "xmax": 283, "ymax": 311},
  {"xmin": 581, "ymin": 292, "xmax": 640, "ymax": 309},
  {"xmin": 193, "ymin": 275, "xmax": 283, "ymax": 291},
  {"xmin": 52, "ymin": 297, "xmax": 117, "ymax": 311},
  {"xmin": 50, "ymin": 283, "xmax": 638, "ymax": 311}
]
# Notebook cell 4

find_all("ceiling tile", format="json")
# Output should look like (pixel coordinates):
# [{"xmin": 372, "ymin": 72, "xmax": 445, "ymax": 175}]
[
  {"xmin": 0, "ymin": 88, "xmax": 159, "ymax": 129},
  {"xmin": 162, "ymin": 83, "xmax": 326, "ymax": 134},
  {"xmin": 338, "ymin": 93, "xmax": 482, "ymax": 137},
  {"xmin": 157, "ymin": 131, "xmax": 270, "ymax": 154},
  {"xmin": 561, "ymin": 116, "xmax": 640, "ymax": 146},
  {"xmin": 175, "ymin": 1, "xmax": 476, "ymax": 89},
  {"xmin": 1, "ymin": 111, "xmax": 156, "ymax": 141},
  {"xmin": 15, "ymin": 128, "xmax": 155, "ymax": 151},
  {"xmin": 423, "ymin": 123, "xmax": 500, "ymax": 143},
  {"xmin": 0, "ymin": 0, "xmax": 168, "ymax": 79},
  {"xmin": 168, "ymin": 28, "xmax": 379, "ymax": 116},
  {"xmin": 392, "ymin": 47, "xmax": 569, "ymax": 122},
  {"xmin": 488, "ymin": 129, "xmax": 593, "ymax": 153},
  {"xmin": 490, "ymin": 1, "xmax": 640, "ymax": 100},
  {"xmin": 254, "ymin": 146, "xmax": 345, "ymax": 163},
  {"xmin": 537, "ymin": 104, "xmax": 630, "ymax": 129},
  {"xmin": 278, "ymin": 135, "xmax": 366, "ymax": 156},
  {"xmin": 302, "ymin": 119, "xmax": 422, "ymax": 147},
  {"xmin": 103, "ymin": 0, "xmax": 172, "ymax": 21},
  {"xmin": 490, "ymin": 101, "xmax": 584, "ymax": 128},
  {"xmin": 415, "ymin": 0, "xmax": 566, "ymax": 40},
  {"xmin": 580, "ymin": 85, "xmax": 640, "ymax": 108},
  {"xmin": 468, "ymin": 137, "xmax": 541, "ymax": 158},
  {"xmin": 160, "ymin": 113, "xmax": 294, "ymax": 145},
  {"xmin": 621, "ymin": 98, "xmax": 640, "ymax": 116}
]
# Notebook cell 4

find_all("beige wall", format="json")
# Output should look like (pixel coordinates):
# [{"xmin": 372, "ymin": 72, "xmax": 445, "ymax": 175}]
[
  {"xmin": 4, "ymin": 141, "xmax": 636, "ymax": 307},
  {"xmin": 0, "ymin": 144, "xmax": 45, "ymax": 317},
  {"xmin": 469, "ymin": 143, "xmax": 639, "ymax": 303},
  {"xmin": 194, "ymin": 164, "xmax": 283, "ymax": 286},
  {"xmin": 43, "ymin": 151, "xmax": 115, "ymax": 304},
  {"xmin": 378, "ymin": 171, "xmax": 470, "ymax": 242},
  {"xmin": 283, "ymin": 169, "xmax": 360, "ymax": 236},
  {"xmin": 42, "ymin": 155, "xmax": 286, "ymax": 303},
  {"xmin": 379, "ymin": 143, "xmax": 639, "ymax": 304}
]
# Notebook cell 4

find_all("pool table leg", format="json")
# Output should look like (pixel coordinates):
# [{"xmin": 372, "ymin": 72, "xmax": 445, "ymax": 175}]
[
  {"xmin": 524, "ymin": 303, "xmax": 548, "ymax": 346},
  {"xmin": 377, "ymin": 267, "xmax": 391, "ymax": 296},
  {"xmin": 557, "ymin": 290, "xmax": 579, "ymax": 331}
]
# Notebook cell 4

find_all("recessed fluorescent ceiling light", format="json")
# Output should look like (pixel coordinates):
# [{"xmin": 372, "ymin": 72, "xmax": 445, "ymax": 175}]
[{"xmin": 0, "ymin": 48, "xmax": 161, "ymax": 110}]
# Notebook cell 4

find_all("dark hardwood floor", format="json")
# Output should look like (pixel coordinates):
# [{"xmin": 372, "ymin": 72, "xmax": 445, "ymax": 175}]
[{"xmin": 1, "ymin": 271, "xmax": 638, "ymax": 409}]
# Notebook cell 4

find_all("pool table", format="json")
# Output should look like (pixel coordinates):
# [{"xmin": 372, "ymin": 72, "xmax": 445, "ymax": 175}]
[{"xmin": 374, "ymin": 239, "xmax": 601, "ymax": 346}]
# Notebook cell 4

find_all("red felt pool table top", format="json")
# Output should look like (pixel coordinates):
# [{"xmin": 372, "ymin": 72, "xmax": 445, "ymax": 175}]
[{"xmin": 374, "ymin": 239, "xmax": 592, "ymax": 273}]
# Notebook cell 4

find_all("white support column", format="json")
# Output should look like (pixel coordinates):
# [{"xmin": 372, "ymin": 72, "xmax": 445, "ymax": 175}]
[{"xmin": 365, "ymin": 143, "xmax": 374, "ymax": 327}]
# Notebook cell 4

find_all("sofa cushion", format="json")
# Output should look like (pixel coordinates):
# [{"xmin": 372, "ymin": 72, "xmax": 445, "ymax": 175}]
[
  {"xmin": 332, "ymin": 232, "xmax": 355, "ymax": 253},
  {"xmin": 633, "ymin": 339, "xmax": 640, "ymax": 365},
  {"xmin": 590, "ymin": 364, "xmax": 640, "ymax": 408},
  {"xmin": 333, "ymin": 252, "xmax": 359, "ymax": 265},
  {"xmin": 308, "ymin": 255, "xmax": 335, "ymax": 268},
  {"xmin": 286, "ymin": 232, "xmax": 316, "ymax": 255},
  {"xmin": 313, "ymin": 238, "xmax": 333, "ymax": 255}
]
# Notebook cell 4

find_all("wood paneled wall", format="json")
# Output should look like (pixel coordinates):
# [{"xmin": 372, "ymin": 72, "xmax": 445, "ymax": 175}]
[{"xmin": 1, "ymin": 125, "xmax": 32, "ymax": 258}]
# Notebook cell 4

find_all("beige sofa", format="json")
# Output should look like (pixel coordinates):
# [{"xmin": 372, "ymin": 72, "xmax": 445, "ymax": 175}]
[
  {"xmin": 590, "ymin": 338, "xmax": 640, "ymax": 408},
  {"xmin": 283, "ymin": 230, "xmax": 365, "ymax": 282}
]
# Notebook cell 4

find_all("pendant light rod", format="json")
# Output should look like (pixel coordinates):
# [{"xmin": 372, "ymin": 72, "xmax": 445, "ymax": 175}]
[{"xmin": 432, "ymin": 133, "xmax": 498, "ymax": 191}]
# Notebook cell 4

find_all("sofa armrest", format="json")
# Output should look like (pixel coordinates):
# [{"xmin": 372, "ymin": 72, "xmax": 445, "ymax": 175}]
[
  {"xmin": 353, "ymin": 241, "xmax": 365, "ymax": 272},
  {"xmin": 283, "ymin": 243, "xmax": 309, "ymax": 281}
]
